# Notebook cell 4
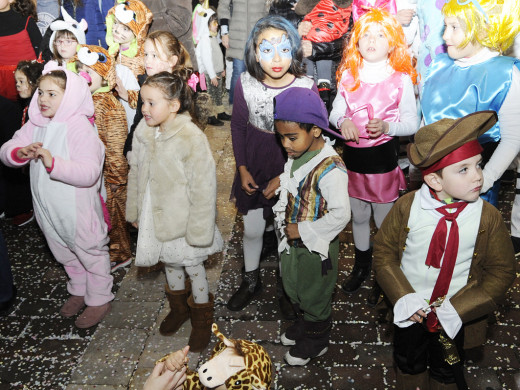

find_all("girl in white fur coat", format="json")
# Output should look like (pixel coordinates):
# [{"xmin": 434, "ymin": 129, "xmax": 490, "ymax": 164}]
[{"xmin": 126, "ymin": 71, "xmax": 222, "ymax": 352}]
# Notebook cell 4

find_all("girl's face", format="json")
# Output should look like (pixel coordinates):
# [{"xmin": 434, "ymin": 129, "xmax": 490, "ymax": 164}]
[
  {"xmin": 443, "ymin": 16, "xmax": 482, "ymax": 60},
  {"xmin": 112, "ymin": 19, "xmax": 135, "ymax": 47},
  {"xmin": 0, "ymin": 0, "xmax": 14, "ymax": 12},
  {"xmin": 15, "ymin": 70, "xmax": 33, "ymax": 99},
  {"xmin": 80, "ymin": 65, "xmax": 105, "ymax": 93},
  {"xmin": 55, "ymin": 36, "xmax": 78, "ymax": 60},
  {"xmin": 358, "ymin": 23, "xmax": 390, "ymax": 63},
  {"xmin": 38, "ymin": 78, "xmax": 65, "ymax": 118},
  {"xmin": 209, "ymin": 19, "xmax": 219, "ymax": 34},
  {"xmin": 143, "ymin": 39, "xmax": 178, "ymax": 76},
  {"xmin": 255, "ymin": 28, "xmax": 293, "ymax": 85},
  {"xmin": 140, "ymin": 84, "xmax": 180, "ymax": 129}
]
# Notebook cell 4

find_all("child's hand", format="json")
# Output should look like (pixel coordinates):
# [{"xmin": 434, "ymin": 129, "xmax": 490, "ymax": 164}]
[
  {"xmin": 17, "ymin": 142, "xmax": 43, "ymax": 160},
  {"xmin": 298, "ymin": 21, "xmax": 312, "ymax": 37},
  {"xmin": 263, "ymin": 175, "xmax": 280, "ymax": 199},
  {"xmin": 301, "ymin": 40, "xmax": 312, "ymax": 58},
  {"xmin": 222, "ymin": 70, "xmax": 226, "ymax": 78},
  {"xmin": 211, "ymin": 77, "xmax": 219, "ymax": 87},
  {"xmin": 132, "ymin": 222, "xmax": 139, "ymax": 229},
  {"xmin": 285, "ymin": 223, "xmax": 300, "ymax": 240},
  {"xmin": 396, "ymin": 9, "xmax": 415, "ymax": 26},
  {"xmin": 340, "ymin": 119, "xmax": 361, "ymax": 144},
  {"xmin": 164, "ymin": 346, "xmax": 190, "ymax": 373},
  {"xmin": 143, "ymin": 361, "xmax": 186, "ymax": 390},
  {"xmin": 238, "ymin": 166, "xmax": 259, "ymax": 195},
  {"xmin": 115, "ymin": 76, "xmax": 129, "ymax": 102},
  {"xmin": 365, "ymin": 118, "xmax": 388, "ymax": 138},
  {"xmin": 408, "ymin": 309, "xmax": 427, "ymax": 323},
  {"xmin": 35, "ymin": 147, "xmax": 53, "ymax": 169}
]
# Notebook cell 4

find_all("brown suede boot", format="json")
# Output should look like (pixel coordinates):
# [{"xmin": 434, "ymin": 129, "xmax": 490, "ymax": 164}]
[
  {"xmin": 187, "ymin": 293, "xmax": 214, "ymax": 352},
  {"xmin": 395, "ymin": 368, "xmax": 429, "ymax": 390},
  {"xmin": 159, "ymin": 284, "xmax": 190, "ymax": 336}
]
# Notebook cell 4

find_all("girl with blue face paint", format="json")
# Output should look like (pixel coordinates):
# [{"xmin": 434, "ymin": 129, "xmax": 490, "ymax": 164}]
[{"xmin": 227, "ymin": 15, "xmax": 318, "ymax": 317}]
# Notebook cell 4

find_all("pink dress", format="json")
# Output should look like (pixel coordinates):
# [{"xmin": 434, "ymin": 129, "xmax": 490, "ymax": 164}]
[{"xmin": 339, "ymin": 70, "xmax": 406, "ymax": 203}]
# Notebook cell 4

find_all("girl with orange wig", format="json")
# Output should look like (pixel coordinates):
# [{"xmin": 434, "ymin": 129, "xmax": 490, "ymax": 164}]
[{"xmin": 329, "ymin": 8, "xmax": 418, "ymax": 299}]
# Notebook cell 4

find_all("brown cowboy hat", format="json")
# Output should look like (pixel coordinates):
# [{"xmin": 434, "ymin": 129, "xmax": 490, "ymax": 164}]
[{"xmin": 407, "ymin": 110, "xmax": 498, "ymax": 168}]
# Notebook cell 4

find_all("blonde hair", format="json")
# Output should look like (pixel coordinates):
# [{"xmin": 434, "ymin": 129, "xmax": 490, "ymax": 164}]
[
  {"xmin": 336, "ymin": 8, "xmax": 417, "ymax": 91},
  {"xmin": 443, "ymin": 0, "xmax": 520, "ymax": 53},
  {"xmin": 146, "ymin": 30, "xmax": 192, "ymax": 72}
]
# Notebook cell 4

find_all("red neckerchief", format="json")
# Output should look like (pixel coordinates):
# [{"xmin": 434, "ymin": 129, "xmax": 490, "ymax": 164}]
[{"xmin": 425, "ymin": 189, "xmax": 468, "ymax": 332}]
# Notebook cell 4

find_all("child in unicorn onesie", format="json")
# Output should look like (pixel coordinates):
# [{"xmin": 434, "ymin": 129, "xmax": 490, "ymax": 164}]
[{"xmin": 0, "ymin": 68, "xmax": 113, "ymax": 328}]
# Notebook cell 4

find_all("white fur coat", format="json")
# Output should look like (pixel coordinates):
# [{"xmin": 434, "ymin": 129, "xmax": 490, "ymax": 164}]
[{"xmin": 126, "ymin": 113, "xmax": 217, "ymax": 246}]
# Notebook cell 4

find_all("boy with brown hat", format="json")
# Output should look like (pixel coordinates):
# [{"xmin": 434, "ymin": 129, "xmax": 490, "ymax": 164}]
[{"xmin": 373, "ymin": 111, "xmax": 517, "ymax": 390}]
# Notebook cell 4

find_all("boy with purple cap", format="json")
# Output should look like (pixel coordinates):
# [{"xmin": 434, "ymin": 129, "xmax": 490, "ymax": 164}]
[
  {"xmin": 373, "ymin": 111, "xmax": 517, "ymax": 389},
  {"xmin": 272, "ymin": 87, "xmax": 350, "ymax": 366}
]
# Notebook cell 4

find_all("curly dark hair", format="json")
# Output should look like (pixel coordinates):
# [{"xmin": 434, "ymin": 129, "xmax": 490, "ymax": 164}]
[
  {"xmin": 12, "ymin": 0, "xmax": 38, "ymax": 20},
  {"xmin": 16, "ymin": 60, "xmax": 44, "ymax": 95}
]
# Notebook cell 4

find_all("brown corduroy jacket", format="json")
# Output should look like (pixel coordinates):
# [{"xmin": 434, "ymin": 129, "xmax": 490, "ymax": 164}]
[{"xmin": 373, "ymin": 190, "xmax": 517, "ymax": 349}]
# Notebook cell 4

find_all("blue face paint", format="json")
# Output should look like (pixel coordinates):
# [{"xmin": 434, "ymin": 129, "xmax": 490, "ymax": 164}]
[{"xmin": 258, "ymin": 34, "xmax": 293, "ymax": 62}]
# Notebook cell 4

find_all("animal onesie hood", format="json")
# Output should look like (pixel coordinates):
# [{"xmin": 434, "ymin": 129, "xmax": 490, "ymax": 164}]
[
  {"xmin": 77, "ymin": 44, "xmax": 117, "ymax": 89},
  {"xmin": 193, "ymin": 5, "xmax": 216, "ymax": 78},
  {"xmin": 49, "ymin": 6, "xmax": 88, "ymax": 49},
  {"xmin": 105, "ymin": 0, "xmax": 153, "ymax": 76},
  {"xmin": 0, "ymin": 69, "xmax": 113, "ymax": 306}
]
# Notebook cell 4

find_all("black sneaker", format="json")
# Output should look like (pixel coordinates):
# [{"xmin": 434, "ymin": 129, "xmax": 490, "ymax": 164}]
[
  {"xmin": 207, "ymin": 116, "xmax": 224, "ymax": 126},
  {"xmin": 217, "ymin": 112, "xmax": 232, "ymax": 121}
]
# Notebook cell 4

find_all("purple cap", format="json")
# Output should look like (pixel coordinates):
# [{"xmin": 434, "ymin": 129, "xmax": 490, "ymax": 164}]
[{"xmin": 273, "ymin": 87, "xmax": 346, "ymax": 141}]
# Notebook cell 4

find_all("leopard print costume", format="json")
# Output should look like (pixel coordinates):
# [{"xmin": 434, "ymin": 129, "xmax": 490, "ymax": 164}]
[{"xmin": 183, "ymin": 324, "xmax": 272, "ymax": 390}]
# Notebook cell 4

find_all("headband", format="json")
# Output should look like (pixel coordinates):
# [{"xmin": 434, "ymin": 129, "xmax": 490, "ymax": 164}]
[{"xmin": 421, "ymin": 140, "xmax": 483, "ymax": 176}]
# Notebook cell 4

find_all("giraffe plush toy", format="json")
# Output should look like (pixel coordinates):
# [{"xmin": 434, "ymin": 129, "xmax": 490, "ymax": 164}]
[{"xmin": 160, "ymin": 323, "xmax": 272, "ymax": 390}]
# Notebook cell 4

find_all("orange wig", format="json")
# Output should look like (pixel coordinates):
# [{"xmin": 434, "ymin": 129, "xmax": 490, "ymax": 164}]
[{"xmin": 336, "ymin": 8, "xmax": 418, "ymax": 92}]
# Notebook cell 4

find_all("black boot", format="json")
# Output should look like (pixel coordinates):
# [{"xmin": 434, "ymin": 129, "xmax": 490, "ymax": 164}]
[
  {"xmin": 284, "ymin": 317, "xmax": 331, "ymax": 366},
  {"xmin": 207, "ymin": 116, "xmax": 224, "ymax": 126},
  {"xmin": 276, "ymin": 271, "xmax": 297, "ymax": 320},
  {"xmin": 341, "ymin": 247, "xmax": 372, "ymax": 293},
  {"xmin": 217, "ymin": 112, "xmax": 232, "ymax": 121},
  {"xmin": 366, "ymin": 282, "xmax": 382, "ymax": 307},
  {"xmin": 227, "ymin": 269, "xmax": 261, "ymax": 311}
]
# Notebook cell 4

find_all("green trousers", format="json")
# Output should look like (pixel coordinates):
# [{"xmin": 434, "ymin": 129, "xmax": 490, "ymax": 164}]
[{"xmin": 281, "ymin": 238, "xmax": 339, "ymax": 322}]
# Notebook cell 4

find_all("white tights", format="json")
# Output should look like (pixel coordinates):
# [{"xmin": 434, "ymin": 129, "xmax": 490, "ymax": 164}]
[
  {"xmin": 165, "ymin": 262, "xmax": 209, "ymax": 304},
  {"xmin": 350, "ymin": 198, "xmax": 394, "ymax": 251}
]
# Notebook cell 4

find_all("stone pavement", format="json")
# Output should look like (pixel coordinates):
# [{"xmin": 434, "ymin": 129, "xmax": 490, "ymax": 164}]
[{"xmin": 1, "ymin": 120, "xmax": 519, "ymax": 389}]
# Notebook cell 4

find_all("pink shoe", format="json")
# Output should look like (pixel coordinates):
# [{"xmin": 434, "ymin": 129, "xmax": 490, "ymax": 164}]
[
  {"xmin": 74, "ymin": 303, "xmax": 111, "ymax": 328},
  {"xmin": 60, "ymin": 296, "xmax": 85, "ymax": 318}
]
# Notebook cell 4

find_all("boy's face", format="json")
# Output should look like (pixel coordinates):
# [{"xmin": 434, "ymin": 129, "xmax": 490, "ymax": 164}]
[
  {"xmin": 428, "ymin": 154, "xmax": 483, "ymax": 202},
  {"xmin": 443, "ymin": 16, "xmax": 482, "ymax": 60},
  {"xmin": 275, "ymin": 121, "xmax": 323, "ymax": 159},
  {"xmin": 358, "ymin": 23, "xmax": 390, "ymax": 63},
  {"xmin": 112, "ymin": 18, "xmax": 135, "ymax": 46}
]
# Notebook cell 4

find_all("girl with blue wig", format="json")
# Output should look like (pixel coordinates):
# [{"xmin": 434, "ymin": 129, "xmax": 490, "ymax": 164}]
[{"xmin": 227, "ymin": 15, "xmax": 318, "ymax": 316}]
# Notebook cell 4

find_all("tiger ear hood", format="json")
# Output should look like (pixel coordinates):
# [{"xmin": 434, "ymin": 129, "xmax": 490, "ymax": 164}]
[
  {"xmin": 105, "ymin": 0, "xmax": 153, "ymax": 56},
  {"xmin": 77, "ymin": 44, "xmax": 117, "ymax": 90}
]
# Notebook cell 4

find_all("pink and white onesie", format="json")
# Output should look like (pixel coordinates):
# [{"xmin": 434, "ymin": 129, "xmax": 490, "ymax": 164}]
[{"xmin": 0, "ymin": 69, "xmax": 113, "ymax": 306}]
